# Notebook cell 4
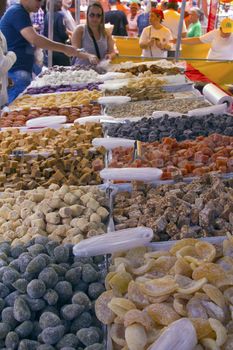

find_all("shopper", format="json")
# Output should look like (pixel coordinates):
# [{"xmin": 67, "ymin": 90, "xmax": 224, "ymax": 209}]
[
  {"xmin": 72, "ymin": 2, "xmax": 116, "ymax": 65},
  {"xmin": 137, "ymin": 0, "xmax": 157, "ymax": 36},
  {"xmin": 0, "ymin": 0, "xmax": 97, "ymax": 103},
  {"xmin": 187, "ymin": 7, "xmax": 202, "ymax": 37},
  {"xmin": 44, "ymin": 0, "xmax": 70, "ymax": 66},
  {"xmin": 127, "ymin": 2, "xmax": 139, "ymax": 37},
  {"xmin": 105, "ymin": 0, "xmax": 128, "ymax": 36},
  {"xmin": 62, "ymin": 0, "xmax": 76, "ymax": 33},
  {"xmin": 162, "ymin": 0, "xmax": 187, "ymax": 39},
  {"xmin": 178, "ymin": 18, "xmax": 233, "ymax": 60},
  {"xmin": 139, "ymin": 8, "xmax": 172, "ymax": 57}
]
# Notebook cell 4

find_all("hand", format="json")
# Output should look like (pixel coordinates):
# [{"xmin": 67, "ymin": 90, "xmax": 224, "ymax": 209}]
[
  {"xmin": 170, "ymin": 38, "xmax": 177, "ymax": 44},
  {"xmin": 63, "ymin": 45, "xmax": 79, "ymax": 57},
  {"xmin": 155, "ymin": 40, "xmax": 163, "ymax": 49},
  {"xmin": 147, "ymin": 38, "xmax": 155, "ymax": 48},
  {"xmin": 105, "ymin": 53, "xmax": 112, "ymax": 61},
  {"xmin": 88, "ymin": 54, "xmax": 99, "ymax": 65}
]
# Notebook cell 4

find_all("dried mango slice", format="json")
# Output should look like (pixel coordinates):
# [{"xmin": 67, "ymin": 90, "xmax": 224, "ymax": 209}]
[
  {"xmin": 109, "ymin": 271, "xmax": 133, "ymax": 295},
  {"xmin": 125, "ymin": 323, "xmax": 147, "ymax": 350},
  {"xmin": 203, "ymin": 284, "xmax": 226, "ymax": 309},
  {"xmin": 140, "ymin": 276, "xmax": 177, "ymax": 297},
  {"xmin": 150, "ymin": 256, "xmax": 177, "ymax": 274},
  {"xmin": 95, "ymin": 290, "xmax": 115, "ymax": 325},
  {"xmin": 201, "ymin": 338, "xmax": 221, "ymax": 350},
  {"xmin": 110, "ymin": 323, "xmax": 126, "ymax": 346},
  {"xmin": 209, "ymin": 318, "xmax": 227, "ymax": 347},
  {"xmin": 174, "ymin": 257, "xmax": 193, "ymax": 277},
  {"xmin": 190, "ymin": 318, "xmax": 214, "ymax": 340},
  {"xmin": 146, "ymin": 303, "xmax": 180, "ymax": 326},
  {"xmin": 192, "ymin": 263, "xmax": 228, "ymax": 287},
  {"xmin": 144, "ymin": 250, "xmax": 171, "ymax": 260},
  {"xmin": 108, "ymin": 298, "xmax": 136, "ymax": 318},
  {"xmin": 173, "ymin": 297, "xmax": 187, "ymax": 316},
  {"xmin": 195, "ymin": 241, "xmax": 216, "ymax": 262},
  {"xmin": 177, "ymin": 276, "xmax": 207, "ymax": 294},
  {"xmin": 124, "ymin": 309, "xmax": 152, "ymax": 331},
  {"xmin": 170, "ymin": 238, "xmax": 198, "ymax": 255},
  {"xmin": 132, "ymin": 259, "xmax": 157, "ymax": 275},
  {"xmin": 187, "ymin": 297, "xmax": 208, "ymax": 319},
  {"xmin": 176, "ymin": 245, "xmax": 198, "ymax": 259},
  {"xmin": 127, "ymin": 281, "xmax": 149, "ymax": 309}
]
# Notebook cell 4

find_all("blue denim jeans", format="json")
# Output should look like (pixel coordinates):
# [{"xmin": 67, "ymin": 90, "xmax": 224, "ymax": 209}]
[{"xmin": 8, "ymin": 70, "xmax": 32, "ymax": 104}]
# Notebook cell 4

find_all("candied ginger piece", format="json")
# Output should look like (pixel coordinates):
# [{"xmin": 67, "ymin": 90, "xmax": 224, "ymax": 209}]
[
  {"xmin": 127, "ymin": 281, "xmax": 149, "ymax": 309},
  {"xmin": 147, "ymin": 302, "xmax": 180, "ymax": 326},
  {"xmin": 108, "ymin": 298, "xmax": 136, "ymax": 318},
  {"xmin": 125, "ymin": 323, "xmax": 147, "ymax": 350},
  {"xmin": 124, "ymin": 309, "xmax": 152, "ymax": 330},
  {"xmin": 209, "ymin": 318, "xmax": 227, "ymax": 347},
  {"xmin": 141, "ymin": 276, "xmax": 177, "ymax": 297},
  {"xmin": 203, "ymin": 284, "xmax": 226, "ymax": 309},
  {"xmin": 170, "ymin": 239, "xmax": 198, "ymax": 255},
  {"xmin": 95, "ymin": 290, "xmax": 115, "ymax": 325},
  {"xmin": 190, "ymin": 318, "xmax": 214, "ymax": 340},
  {"xmin": 195, "ymin": 241, "xmax": 216, "ymax": 262}
]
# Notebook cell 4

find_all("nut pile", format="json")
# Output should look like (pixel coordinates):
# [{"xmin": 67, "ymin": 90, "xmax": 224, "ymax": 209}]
[
  {"xmin": 113, "ymin": 175, "xmax": 233, "ymax": 240},
  {"xmin": 0, "ymin": 235, "xmax": 105, "ymax": 349},
  {"xmin": 96, "ymin": 236, "xmax": 233, "ymax": 349},
  {"xmin": 0, "ymin": 184, "xmax": 109, "ymax": 245},
  {"xmin": 10, "ymin": 90, "xmax": 102, "ymax": 109},
  {"xmin": 26, "ymin": 82, "xmax": 102, "ymax": 95},
  {"xmin": 110, "ymin": 133, "xmax": 233, "ymax": 179},
  {"xmin": 106, "ymin": 99, "xmax": 210, "ymax": 118},
  {"xmin": 105, "ymin": 87, "xmax": 171, "ymax": 102},
  {"xmin": 0, "ymin": 105, "xmax": 102, "ymax": 127},
  {"xmin": 116, "ymin": 63, "xmax": 181, "ymax": 75},
  {"xmin": 0, "ymin": 124, "xmax": 104, "ymax": 189},
  {"xmin": 106, "ymin": 114, "xmax": 233, "ymax": 142}
]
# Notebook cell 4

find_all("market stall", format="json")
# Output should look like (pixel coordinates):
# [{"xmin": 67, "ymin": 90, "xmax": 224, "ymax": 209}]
[{"xmin": 0, "ymin": 57, "xmax": 233, "ymax": 350}]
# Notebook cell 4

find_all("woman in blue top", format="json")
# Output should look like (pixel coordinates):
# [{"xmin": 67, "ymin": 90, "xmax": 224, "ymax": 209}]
[{"xmin": 71, "ymin": 2, "xmax": 116, "ymax": 66}]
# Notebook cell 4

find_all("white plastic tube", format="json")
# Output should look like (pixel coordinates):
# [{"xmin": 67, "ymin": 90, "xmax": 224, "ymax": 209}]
[
  {"xmin": 150, "ymin": 318, "xmax": 197, "ymax": 350},
  {"xmin": 74, "ymin": 115, "xmax": 114, "ymax": 125},
  {"xmin": 100, "ymin": 168, "xmax": 162, "ymax": 182},
  {"xmin": 188, "ymin": 103, "xmax": 228, "ymax": 117},
  {"xmin": 26, "ymin": 115, "xmax": 66, "ymax": 128},
  {"xmin": 98, "ymin": 96, "xmax": 131, "ymax": 105},
  {"xmin": 92, "ymin": 137, "xmax": 135, "ymax": 150},
  {"xmin": 73, "ymin": 227, "xmax": 153, "ymax": 257}
]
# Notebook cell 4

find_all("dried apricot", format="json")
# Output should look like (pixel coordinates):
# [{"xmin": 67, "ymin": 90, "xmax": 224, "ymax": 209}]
[
  {"xmin": 190, "ymin": 318, "xmax": 214, "ymax": 340},
  {"xmin": 108, "ymin": 298, "xmax": 136, "ymax": 318},
  {"xmin": 127, "ymin": 281, "xmax": 149, "ymax": 309},
  {"xmin": 140, "ymin": 276, "xmax": 177, "ymax": 297},
  {"xmin": 192, "ymin": 263, "xmax": 228, "ymax": 287},
  {"xmin": 195, "ymin": 241, "xmax": 216, "ymax": 262},
  {"xmin": 124, "ymin": 309, "xmax": 152, "ymax": 330},
  {"xmin": 176, "ymin": 275, "xmax": 207, "ymax": 294},
  {"xmin": 132, "ymin": 259, "xmax": 156, "ymax": 275},
  {"xmin": 203, "ymin": 284, "xmax": 226, "ymax": 309},
  {"xmin": 174, "ymin": 257, "xmax": 193, "ymax": 277},
  {"xmin": 125, "ymin": 324, "xmax": 147, "ymax": 350},
  {"xmin": 209, "ymin": 318, "xmax": 227, "ymax": 346},
  {"xmin": 110, "ymin": 323, "xmax": 126, "ymax": 346},
  {"xmin": 170, "ymin": 239, "xmax": 198, "ymax": 255},
  {"xmin": 147, "ymin": 302, "xmax": 180, "ymax": 325},
  {"xmin": 109, "ymin": 271, "xmax": 133, "ymax": 295},
  {"xmin": 95, "ymin": 290, "xmax": 115, "ymax": 325}
]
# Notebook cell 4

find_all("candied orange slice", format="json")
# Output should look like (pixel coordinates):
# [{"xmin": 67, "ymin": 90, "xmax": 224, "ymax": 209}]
[
  {"xmin": 195, "ymin": 242, "xmax": 216, "ymax": 262},
  {"xmin": 95, "ymin": 290, "xmax": 115, "ymax": 325},
  {"xmin": 125, "ymin": 324, "xmax": 148, "ymax": 350},
  {"xmin": 203, "ymin": 284, "xmax": 226, "ymax": 309},
  {"xmin": 108, "ymin": 298, "xmax": 136, "ymax": 318},
  {"xmin": 109, "ymin": 271, "xmax": 133, "ymax": 295},
  {"xmin": 127, "ymin": 281, "xmax": 149, "ymax": 309},
  {"xmin": 170, "ymin": 239, "xmax": 198, "ymax": 255},
  {"xmin": 146, "ymin": 303, "xmax": 180, "ymax": 326},
  {"xmin": 192, "ymin": 263, "xmax": 228, "ymax": 287},
  {"xmin": 174, "ymin": 257, "xmax": 193, "ymax": 277},
  {"xmin": 190, "ymin": 318, "xmax": 214, "ymax": 340},
  {"xmin": 173, "ymin": 297, "xmax": 187, "ymax": 316},
  {"xmin": 124, "ymin": 309, "xmax": 152, "ymax": 331},
  {"xmin": 209, "ymin": 318, "xmax": 227, "ymax": 347},
  {"xmin": 110, "ymin": 323, "xmax": 126, "ymax": 346},
  {"xmin": 140, "ymin": 276, "xmax": 177, "ymax": 297}
]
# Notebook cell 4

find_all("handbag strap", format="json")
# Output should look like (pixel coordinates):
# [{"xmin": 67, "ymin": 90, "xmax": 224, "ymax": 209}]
[
  {"xmin": 149, "ymin": 26, "xmax": 153, "ymax": 58},
  {"xmin": 88, "ymin": 27, "xmax": 101, "ymax": 60}
]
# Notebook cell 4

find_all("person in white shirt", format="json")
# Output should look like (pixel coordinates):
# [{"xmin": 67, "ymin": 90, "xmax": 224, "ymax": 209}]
[
  {"xmin": 139, "ymin": 8, "xmax": 172, "ymax": 57},
  {"xmin": 163, "ymin": 0, "xmax": 187, "ymax": 39},
  {"xmin": 178, "ymin": 18, "xmax": 233, "ymax": 60},
  {"xmin": 62, "ymin": 0, "xmax": 76, "ymax": 33}
]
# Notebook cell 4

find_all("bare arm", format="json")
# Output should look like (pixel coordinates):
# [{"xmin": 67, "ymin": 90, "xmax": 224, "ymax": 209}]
[
  {"xmin": 71, "ymin": 25, "xmax": 83, "ymax": 49},
  {"xmin": 105, "ymin": 33, "xmax": 116, "ymax": 60},
  {"xmin": 181, "ymin": 37, "xmax": 202, "ymax": 45}
]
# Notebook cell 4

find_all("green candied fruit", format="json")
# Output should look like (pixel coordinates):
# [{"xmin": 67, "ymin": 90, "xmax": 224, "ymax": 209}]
[
  {"xmin": 27, "ymin": 279, "xmax": 46, "ymax": 299},
  {"xmin": 77, "ymin": 327, "xmax": 100, "ymax": 347},
  {"xmin": 82, "ymin": 264, "xmax": 99, "ymax": 283},
  {"xmin": 39, "ymin": 312, "xmax": 61, "ymax": 330},
  {"xmin": 41, "ymin": 325, "xmax": 65, "ymax": 345},
  {"xmin": 38, "ymin": 267, "xmax": 59, "ymax": 288},
  {"xmin": 5, "ymin": 331, "xmax": 19, "ymax": 349},
  {"xmin": 13, "ymin": 297, "xmax": 31, "ymax": 322},
  {"xmin": 26, "ymin": 255, "xmax": 47, "ymax": 274}
]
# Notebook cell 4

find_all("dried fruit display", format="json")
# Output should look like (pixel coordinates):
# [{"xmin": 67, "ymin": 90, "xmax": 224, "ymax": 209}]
[
  {"xmin": 115, "ymin": 63, "xmax": 181, "ymax": 75},
  {"xmin": 0, "ymin": 184, "xmax": 109, "ymax": 244},
  {"xmin": 96, "ymin": 236, "xmax": 233, "ymax": 349},
  {"xmin": 0, "ymin": 124, "xmax": 104, "ymax": 189},
  {"xmin": 26, "ymin": 82, "xmax": 102, "ymax": 95},
  {"xmin": 0, "ymin": 236, "xmax": 105, "ymax": 349},
  {"xmin": 113, "ymin": 175, "xmax": 233, "ymax": 240},
  {"xmin": 0, "ymin": 105, "xmax": 102, "ymax": 127},
  {"xmin": 109, "ymin": 133, "xmax": 233, "ymax": 179},
  {"xmin": 106, "ymin": 114, "xmax": 233, "ymax": 142},
  {"xmin": 106, "ymin": 99, "xmax": 210, "ymax": 118},
  {"xmin": 10, "ymin": 90, "xmax": 102, "ymax": 109},
  {"xmin": 105, "ymin": 86, "xmax": 172, "ymax": 101}
]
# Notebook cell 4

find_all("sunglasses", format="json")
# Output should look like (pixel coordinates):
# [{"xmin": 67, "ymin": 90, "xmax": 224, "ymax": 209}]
[{"xmin": 89, "ymin": 13, "xmax": 102, "ymax": 18}]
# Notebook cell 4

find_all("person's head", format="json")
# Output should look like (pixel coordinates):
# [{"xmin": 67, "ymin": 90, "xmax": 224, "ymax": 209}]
[
  {"xmin": 87, "ymin": 2, "xmax": 105, "ymax": 35},
  {"xmin": 189, "ymin": 7, "xmax": 202, "ymax": 23},
  {"xmin": 21, "ymin": 0, "xmax": 43, "ymax": 13},
  {"xmin": 220, "ymin": 17, "xmax": 233, "ymax": 38},
  {"xmin": 223, "ymin": 3, "xmax": 230, "ymax": 12},
  {"xmin": 167, "ymin": 0, "xmax": 178, "ymax": 11},
  {"xmin": 62, "ymin": 0, "xmax": 72, "ymax": 8},
  {"xmin": 150, "ymin": 8, "xmax": 164, "ymax": 25},
  {"xmin": 160, "ymin": 0, "xmax": 168, "ymax": 10},
  {"xmin": 0, "ymin": 0, "xmax": 7, "ymax": 17},
  {"xmin": 130, "ymin": 2, "xmax": 138, "ymax": 16}
]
